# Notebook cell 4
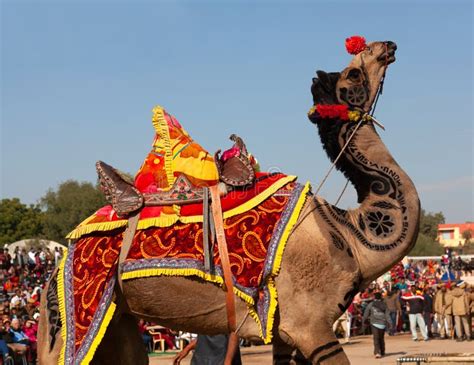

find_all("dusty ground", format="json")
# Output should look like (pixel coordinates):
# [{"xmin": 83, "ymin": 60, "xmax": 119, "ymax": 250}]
[{"xmin": 149, "ymin": 333, "xmax": 474, "ymax": 364}]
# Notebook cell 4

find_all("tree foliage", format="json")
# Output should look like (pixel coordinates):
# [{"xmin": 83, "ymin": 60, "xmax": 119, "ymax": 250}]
[
  {"xmin": 409, "ymin": 209, "xmax": 446, "ymax": 256},
  {"xmin": 40, "ymin": 180, "xmax": 107, "ymax": 243},
  {"xmin": 0, "ymin": 198, "xmax": 44, "ymax": 245},
  {"xmin": 409, "ymin": 233, "xmax": 444, "ymax": 256},
  {"xmin": 462, "ymin": 229, "xmax": 472, "ymax": 243},
  {"xmin": 418, "ymin": 209, "xmax": 445, "ymax": 240}
]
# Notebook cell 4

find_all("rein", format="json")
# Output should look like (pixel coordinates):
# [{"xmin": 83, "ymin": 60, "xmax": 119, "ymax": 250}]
[{"xmin": 292, "ymin": 46, "xmax": 390, "ymax": 233}]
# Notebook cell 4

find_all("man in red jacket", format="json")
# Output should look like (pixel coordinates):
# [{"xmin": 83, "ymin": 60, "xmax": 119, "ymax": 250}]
[{"xmin": 402, "ymin": 286, "xmax": 428, "ymax": 341}]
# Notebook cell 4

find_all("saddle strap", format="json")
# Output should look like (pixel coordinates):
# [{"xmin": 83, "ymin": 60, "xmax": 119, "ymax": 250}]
[
  {"xmin": 117, "ymin": 212, "xmax": 140, "ymax": 291},
  {"xmin": 209, "ymin": 185, "xmax": 237, "ymax": 332}
]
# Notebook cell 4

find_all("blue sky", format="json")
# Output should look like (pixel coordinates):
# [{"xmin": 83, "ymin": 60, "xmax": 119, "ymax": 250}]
[{"xmin": 1, "ymin": 0, "xmax": 473, "ymax": 222}]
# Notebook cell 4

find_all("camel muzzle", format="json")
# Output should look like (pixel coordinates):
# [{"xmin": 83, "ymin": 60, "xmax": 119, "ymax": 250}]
[{"xmin": 378, "ymin": 41, "xmax": 397, "ymax": 64}]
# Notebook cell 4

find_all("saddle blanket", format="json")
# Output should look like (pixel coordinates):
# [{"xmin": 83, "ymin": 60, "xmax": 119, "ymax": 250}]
[{"xmin": 57, "ymin": 175, "xmax": 310, "ymax": 365}]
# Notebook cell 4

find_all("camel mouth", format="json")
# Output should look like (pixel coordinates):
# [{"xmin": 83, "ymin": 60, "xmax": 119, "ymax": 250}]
[{"xmin": 377, "ymin": 41, "xmax": 397, "ymax": 65}]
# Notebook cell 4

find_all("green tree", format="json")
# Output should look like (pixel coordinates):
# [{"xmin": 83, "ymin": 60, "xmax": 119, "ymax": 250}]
[
  {"xmin": 462, "ymin": 228, "xmax": 472, "ymax": 244},
  {"xmin": 41, "ymin": 180, "xmax": 107, "ymax": 243},
  {"xmin": 408, "ymin": 209, "xmax": 446, "ymax": 256},
  {"xmin": 418, "ymin": 209, "xmax": 445, "ymax": 240},
  {"xmin": 0, "ymin": 198, "xmax": 44, "ymax": 245},
  {"xmin": 409, "ymin": 233, "xmax": 444, "ymax": 256}
]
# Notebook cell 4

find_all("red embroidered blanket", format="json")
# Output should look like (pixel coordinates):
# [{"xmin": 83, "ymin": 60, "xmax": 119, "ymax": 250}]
[{"xmin": 57, "ymin": 176, "xmax": 310, "ymax": 365}]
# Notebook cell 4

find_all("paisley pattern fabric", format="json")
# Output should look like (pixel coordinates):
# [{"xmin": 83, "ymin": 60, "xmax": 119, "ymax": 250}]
[{"xmin": 57, "ymin": 181, "xmax": 310, "ymax": 365}]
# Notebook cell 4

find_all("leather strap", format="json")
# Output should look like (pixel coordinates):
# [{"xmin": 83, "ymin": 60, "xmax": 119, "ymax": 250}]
[
  {"xmin": 202, "ymin": 187, "xmax": 211, "ymax": 272},
  {"xmin": 117, "ymin": 212, "xmax": 140, "ymax": 291},
  {"xmin": 209, "ymin": 185, "xmax": 236, "ymax": 332}
]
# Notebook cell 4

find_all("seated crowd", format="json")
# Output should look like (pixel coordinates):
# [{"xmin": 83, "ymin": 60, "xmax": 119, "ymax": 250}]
[{"xmin": 0, "ymin": 246, "xmax": 61, "ymax": 365}]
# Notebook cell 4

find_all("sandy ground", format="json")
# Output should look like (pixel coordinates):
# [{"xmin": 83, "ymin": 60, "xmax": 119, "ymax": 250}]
[{"xmin": 149, "ymin": 333, "xmax": 474, "ymax": 364}]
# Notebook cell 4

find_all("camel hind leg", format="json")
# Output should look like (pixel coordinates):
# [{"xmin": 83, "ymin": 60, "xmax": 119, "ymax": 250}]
[
  {"xmin": 37, "ymin": 269, "xmax": 147, "ymax": 365},
  {"xmin": 38, "ymin": 269, "xmax": 63, "ymax": 365}
]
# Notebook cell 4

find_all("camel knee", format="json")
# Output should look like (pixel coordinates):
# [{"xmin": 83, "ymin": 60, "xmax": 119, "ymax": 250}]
[{"xmin": 277, "ymin": 325, "xmax": 349, "ymax": 365}]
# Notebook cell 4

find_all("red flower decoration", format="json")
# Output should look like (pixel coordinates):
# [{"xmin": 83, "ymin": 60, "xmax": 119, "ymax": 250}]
[
  {"xmin": 345, "ymin": 36, "xmax": 367, "ymax": 55},
  {"xmin": 316, "ymin": 104, "xmax": 349, "ymax": 120}
]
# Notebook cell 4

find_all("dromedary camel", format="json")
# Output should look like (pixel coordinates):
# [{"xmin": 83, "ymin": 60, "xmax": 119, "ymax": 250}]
[{"xmin": 38, "ymin": 38, "xmax": 419, "ymax": 364}]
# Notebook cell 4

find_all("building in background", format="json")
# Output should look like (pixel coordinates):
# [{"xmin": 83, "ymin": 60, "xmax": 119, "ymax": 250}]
[{"xmin": 437, "ymin": 222, "xmax": 474, "ymax": 247}]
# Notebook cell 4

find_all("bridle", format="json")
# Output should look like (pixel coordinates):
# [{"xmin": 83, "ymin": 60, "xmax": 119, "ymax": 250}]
[{"xmin": 291, "ymin": 42, "xmax": 390, "ymax": 234}]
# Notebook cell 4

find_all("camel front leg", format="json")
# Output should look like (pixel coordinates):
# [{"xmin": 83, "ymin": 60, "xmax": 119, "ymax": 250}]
[{"xmin": 92, "ymin": 312, "xmax": 148, "ymax": 365}]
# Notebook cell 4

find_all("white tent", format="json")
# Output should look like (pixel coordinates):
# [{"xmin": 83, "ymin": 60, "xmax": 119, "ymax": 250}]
[{"xmin": 4, "ymin": 239, "xmax": 66, "ymax": 255}]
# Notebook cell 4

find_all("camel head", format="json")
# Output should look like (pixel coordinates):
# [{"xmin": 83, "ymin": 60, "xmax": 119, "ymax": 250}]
[{"xmin": 311, "ymin": 37, "xmax": 397, "ymax": 113}]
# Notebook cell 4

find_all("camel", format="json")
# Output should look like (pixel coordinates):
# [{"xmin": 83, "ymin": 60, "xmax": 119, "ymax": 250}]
[{"xmin": 38, "ymin": 38, "xmax": 420, "ymax": 364}]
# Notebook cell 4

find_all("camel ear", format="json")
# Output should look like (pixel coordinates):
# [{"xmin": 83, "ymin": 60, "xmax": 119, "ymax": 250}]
[
  {"xmin": 312, "ymin": 71, "xmax": 340, "ymax": 105},
  {"xmin": 316, "ymin": 70, "xmax": 339, "ymax": 93}
]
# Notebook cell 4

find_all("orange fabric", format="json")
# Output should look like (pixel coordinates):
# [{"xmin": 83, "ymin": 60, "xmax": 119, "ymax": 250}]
[{"xmin": 135, "ymin": 106, "xmax": 219, "ymax": 193}]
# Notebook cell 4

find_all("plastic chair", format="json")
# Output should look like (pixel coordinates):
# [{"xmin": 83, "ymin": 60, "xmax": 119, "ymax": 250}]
[{"xmin": 148, "ymin": 327, "xmax": 166, "ymax": 352}]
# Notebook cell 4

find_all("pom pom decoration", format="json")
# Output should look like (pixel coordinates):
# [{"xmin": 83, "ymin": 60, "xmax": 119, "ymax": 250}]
[
  {"xmin": 345, "ymin": 36, "xmax": 367, "ymax": 55},
  {"xmin": 316, "ymin": 104, "xmax": 349, "ymax": 120}
]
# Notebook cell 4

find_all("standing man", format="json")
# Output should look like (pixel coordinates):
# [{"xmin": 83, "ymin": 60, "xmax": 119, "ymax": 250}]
[
  {"xmin": 423, "ymin": 287, "xmax": 434, "ymax": 338},
  {"xmin": 402, "ymin": 286, "xmax": 428, "ymax": 341},
  {"xmin": 451, "ymin": 281, "xmax": 471, "ymax": 341},
  {"xmin": 173, "ymin": 334, "xmax": 242, "ymax": 365},
  {"xmin": 434, "ymin": 283, "xmax": 451, "ymax": 339},
  {"xmin": 385, "ymin": 288, "xmax": 401, "ymax": 335},
  {"xmin": 362, "ymin": 292, "xmax": 392, "ymax": 359}
]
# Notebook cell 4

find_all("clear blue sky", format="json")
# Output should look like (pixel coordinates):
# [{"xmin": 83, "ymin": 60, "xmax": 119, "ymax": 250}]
[{"xmin": 1, "ymin": 1, "xmax": 473, "ymax": 223}]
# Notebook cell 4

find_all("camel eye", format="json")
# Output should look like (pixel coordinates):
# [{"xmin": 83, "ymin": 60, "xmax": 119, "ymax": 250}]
[{"xmin": 347, "ymin": 68, "xmax": 362, "ymax": 82}]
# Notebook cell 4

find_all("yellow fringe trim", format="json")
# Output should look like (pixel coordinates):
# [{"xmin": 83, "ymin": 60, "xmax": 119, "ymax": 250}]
[
  {"xmin": 121, "ymin": 268, "xmax": 255, "ymax": 306},
  {"xmin": 57, "ymin": 248, "xmax": 68, "ymax": 365},
  {"xmin": 152, "ymin": 106, "xmax": 175, "ymax": 188},
  {"xmin": 67, "ymin": 176, "xmax": 297, "ymax": 239},
  {"xmin": 262, "ymin": 182, "xmax": 311, "ymax": 343},
  {"xmin": 271, "ymin": 182, "xmax": 311, "ymax": 277},
  {"xmin": 80, "ymin": 302, "xmax": 117, "ymax": 365},
  {"xmin": 263, "ymin": 279, "xmax": 279, "ymax": 343}
]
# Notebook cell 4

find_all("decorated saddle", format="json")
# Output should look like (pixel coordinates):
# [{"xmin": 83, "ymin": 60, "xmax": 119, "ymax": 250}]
[{"xmin": 57, "ymin": 106, "xmax": 311, "ymax": 365}]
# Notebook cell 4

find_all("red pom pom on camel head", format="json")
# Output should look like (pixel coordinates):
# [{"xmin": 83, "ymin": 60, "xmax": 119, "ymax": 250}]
[{"xmin": 345, "ymin": 36, "xmax": 367, "ymax": 55}]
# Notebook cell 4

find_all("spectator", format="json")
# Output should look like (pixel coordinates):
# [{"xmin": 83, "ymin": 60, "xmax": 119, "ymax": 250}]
[
  {"xmin": 402, "ymin": 286, "xmax": 428, "ymax": 341},
  {"xmin": 451, "ymin": 281, "xmax": 471, "ymax": 341},
  {"xmin": 423, "ymin": 287, "xmax": 434, "ymax": 338},
  {"xmin": 362, "ymin": 292, "xmax": 391, "ymax": 359},
  {"xmin": 433, "ymin": 283, "xmax": 451, "ymax": 339},
  {"xmin": 138, "ymin": 319, "xmax": 152, "ymax": 352},
  {"xmin": 7, "ymin": 318, "xmax": 30, "ymax": 362},
  {"xmin": 173, "ymin": 334, "xmax": 241, "ymax": 365},
  {"xmin": 385, "ymin": 288, "xmax": 401, "ymax": 335}
]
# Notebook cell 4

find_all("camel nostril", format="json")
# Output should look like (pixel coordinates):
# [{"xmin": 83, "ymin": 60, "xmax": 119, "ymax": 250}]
[{"xmin": 386, "ymin": 41, "xmax": 397, "ymax": 51}]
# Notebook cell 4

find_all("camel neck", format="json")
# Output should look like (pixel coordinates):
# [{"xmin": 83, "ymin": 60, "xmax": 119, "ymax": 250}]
[{"xmin": 314, "ymin": 117, "xmax": 420, "ymax": 283}]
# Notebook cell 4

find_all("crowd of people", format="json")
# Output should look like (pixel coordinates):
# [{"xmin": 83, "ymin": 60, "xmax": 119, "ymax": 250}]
[
  {"xmin": 333, "ymin": 254, "xmax": 474, "ymax": 359},
  {"xmin": 0, "ymin": 241, "xmax": 472, "ymax": 364},
  {"xmin": 0, "ymin": 245, "xmax": 62, "ymax": 365}
]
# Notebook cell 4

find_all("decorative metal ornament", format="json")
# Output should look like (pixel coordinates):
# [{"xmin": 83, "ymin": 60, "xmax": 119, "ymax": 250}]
[{"xmin": 345, "ymin": 85, "xmax": 368, "ymax": 107}]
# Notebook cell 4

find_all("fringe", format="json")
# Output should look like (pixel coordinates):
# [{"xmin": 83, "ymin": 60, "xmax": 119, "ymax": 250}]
[
  {"xmin": 121, "ymin": 268, "xmax": 255, "ymax": 306},
  {"xmin": 66, "ymin": 176, "xmax": 297, "ymax": 240},
  {"xmin": 151, "ymin": 106, "xmax": 175, "ymax": 187},
  {"xmin": 263, "ymin": 182, "xmax": 311, "ymax": 343},
  {"xmin": 57, "ymin": 248, "xmax": 69, "ymax": 365},
  {"xmin": 80, "ymin": 302, "xmax": 117, "ymax": 365}
]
